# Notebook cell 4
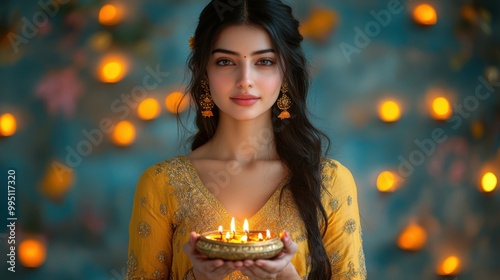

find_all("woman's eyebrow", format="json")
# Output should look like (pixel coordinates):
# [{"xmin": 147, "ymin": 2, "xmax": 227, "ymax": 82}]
[{"xmin": 211, "ymin": 48, "xmax": 275, "ymax": 56}]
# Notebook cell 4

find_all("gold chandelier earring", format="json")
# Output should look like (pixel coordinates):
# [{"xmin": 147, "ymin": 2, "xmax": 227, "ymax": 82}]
[
  {"xmin": 199, "ymin": 79, "xmax": 214, "ymax": 117},
  {"xmin": 277, "ymin": 83, "xmax": 291, "ymax": 119}
]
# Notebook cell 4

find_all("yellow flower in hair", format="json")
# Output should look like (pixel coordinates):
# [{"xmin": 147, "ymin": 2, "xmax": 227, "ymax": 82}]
[{"xmin": 188, "ymin": 36, "xmax": 195, "ymax": 49}]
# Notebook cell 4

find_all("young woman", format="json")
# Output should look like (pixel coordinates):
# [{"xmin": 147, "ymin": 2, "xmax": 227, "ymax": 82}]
[{"xmin": 127, "ymin": 0, "xmax": 366, "ymax": 279}]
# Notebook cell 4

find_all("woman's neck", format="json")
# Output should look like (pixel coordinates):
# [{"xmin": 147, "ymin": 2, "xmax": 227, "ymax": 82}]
[{"xmin": 204, "ymin": 111, "xmax": 278, "ymax": 163}]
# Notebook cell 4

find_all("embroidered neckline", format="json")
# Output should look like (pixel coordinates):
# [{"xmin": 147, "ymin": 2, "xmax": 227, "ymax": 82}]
[{"xmin": 178, "ymin": 155, "xmax": 290, "ymax": 226}]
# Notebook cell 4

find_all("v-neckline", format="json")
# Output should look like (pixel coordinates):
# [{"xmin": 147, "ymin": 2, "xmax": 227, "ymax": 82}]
[{"xmin": 179, "ymin": 155, "xmax": 290, "ymax": 225}]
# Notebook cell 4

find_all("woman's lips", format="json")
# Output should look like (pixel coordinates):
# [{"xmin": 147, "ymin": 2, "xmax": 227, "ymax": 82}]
[{"xmin": 230, "ymin": 94, "xmax": 259, "ymax": 106}]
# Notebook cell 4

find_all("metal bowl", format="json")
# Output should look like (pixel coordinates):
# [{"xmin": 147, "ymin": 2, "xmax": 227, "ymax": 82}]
[{"xmin": 196, "ymin": 230, "xmax": 284, "ymax": 261}]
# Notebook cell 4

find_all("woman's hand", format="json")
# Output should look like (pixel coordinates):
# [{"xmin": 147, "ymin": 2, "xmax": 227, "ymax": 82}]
[
  {"xmin": 183, "ymin": 231, "xmax": 242, "ymax": 280},
  {"xmin": 239, "ymin": 231, "xmax": 300, "ymax": 280}
]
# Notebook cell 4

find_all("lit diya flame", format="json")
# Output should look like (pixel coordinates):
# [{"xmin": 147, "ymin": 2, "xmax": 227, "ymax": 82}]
[
  {"xmin": 218, "ymin": 225, "xmax": 223, "ymax": 240},
  {"xmin": 244, "ymin": 219, "xmax": 249, "ymax": 234},
  {"xmin": 258, "ymin": 233, "xmax": 263, "ymax": 241},
  {"xmin": 267, "ymin": 229, "xmax": 271, "ymax": 240},
  {"xmin": 231, "ymin": 217, "xmax": 236, "ymax": 238}
]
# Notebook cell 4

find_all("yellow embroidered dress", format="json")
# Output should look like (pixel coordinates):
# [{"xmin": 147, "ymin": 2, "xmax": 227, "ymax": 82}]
[{"xmin": 127, "ymin": 155, "xmax": 366, "ymax": 280}]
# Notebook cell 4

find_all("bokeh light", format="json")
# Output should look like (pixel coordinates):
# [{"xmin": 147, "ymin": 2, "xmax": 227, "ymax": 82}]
[
  {"xmin": 480, "ymin": 172, "xmax": 497, "ymax": 193},
  {"xmin": 165, "ymin": 92, "xmax": 189, "ymax": 114},
  {"xmin": 413, "ymin": 4, "xmax": 438, "ymax": 26},
  {"xmin": 138, "ymin": 98, "xmax": 161, "ymax": 120},
  {"xmin": 377, "ymin": 171, "xmax": 398, "ymax": 192},
  {"xmin": 98, "ymin": 55, "xmax": 128, "ymax": 83},
  {"xmin": 437, "ymin": 255, "xmax": 461, "ymax": 276},
  {"xmin": 0, "ymin": 113, "xmax": 17, "ymax": 136},
  {"xmin": 19, "ymin": 238, "xmax": 47, "ymax": 268},
  {"xmin": 98, "ymin": 4, "xmax": 123, "ymax": 25},
  {"xmin": 38, "ymin": 163, "xmax": 75, "ymax": 202},
  {"xmin": 431, "ymin": 97, "xmax": 452, "ymax": 120},
  {"xmin": 112, "ymin": 121, "xmax": 136, "ymax": 146},
  {"xmin": 397, "ymin": 223, "xmax": 427, "ymax": 251},
  {"xmin": 378, "ymin": 100, "xmax": 401, "ymax": 122}
]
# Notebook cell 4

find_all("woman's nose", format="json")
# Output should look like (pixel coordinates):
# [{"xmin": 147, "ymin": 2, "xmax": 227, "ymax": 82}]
[{"xmin": 236, "ymin": 62, "xmax": 254, "ymax": 89}]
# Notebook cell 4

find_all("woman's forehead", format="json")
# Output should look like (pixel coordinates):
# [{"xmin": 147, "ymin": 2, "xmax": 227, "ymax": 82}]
[{"xmin": 212, "ymin": 25, "xmax": 274, "ymax": 54}]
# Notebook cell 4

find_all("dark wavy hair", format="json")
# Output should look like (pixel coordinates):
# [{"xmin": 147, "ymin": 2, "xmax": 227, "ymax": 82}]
[{"xmin": 179, "ymin": 0, "xmax": 332, "ymax": 278}]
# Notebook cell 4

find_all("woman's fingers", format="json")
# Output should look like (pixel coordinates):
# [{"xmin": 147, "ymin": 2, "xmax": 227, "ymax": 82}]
[{"xmin": 239, "ymin": 231, "xmax": 299, "ymax": 279}]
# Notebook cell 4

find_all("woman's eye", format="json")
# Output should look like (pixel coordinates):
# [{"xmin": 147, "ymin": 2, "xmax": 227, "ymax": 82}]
[
  {"xmin": 257, "ymin": 59, "xmax": 275, "ymax": 66},
  {"xmin": 216, "ymin": 59, "xmax": 234, "ymax": 66}
]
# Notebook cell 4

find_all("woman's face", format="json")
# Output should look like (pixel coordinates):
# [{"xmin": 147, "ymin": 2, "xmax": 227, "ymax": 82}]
[{"xmin": 206, "ymin": 24, "xmax": 283, "ymax": 121}]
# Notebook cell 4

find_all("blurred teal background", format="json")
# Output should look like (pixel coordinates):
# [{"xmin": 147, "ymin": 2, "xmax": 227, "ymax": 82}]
[{"xmin": 0, "ymin": 0, "xmax": 499, "ymax": 279}]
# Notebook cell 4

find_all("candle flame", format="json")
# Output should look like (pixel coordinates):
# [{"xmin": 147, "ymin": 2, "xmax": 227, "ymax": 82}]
[
  {"xmin": 244, "ymin": 219, "xmax": 249, "ymax": 233},
  {"xmin": 266, "ymin": 229, "xmax": 271, "ymax": 239},
  {"xmin": 230, "ymin": 217, "xmax": 235, "ymax": 233},
  {"xmin": 225, "ymin": 232, "xmax": 230, "ymax": 240},
  {"xmin": 241, "ymin": 235, "xmax": 247, "ymax": 242},
  {"xmin": 218, "ymin": 225, "xmax": 223, "ymax": 233},
  {"xmin": 258, "ymin": 233, "xmax": 263, "ymax": 241}
]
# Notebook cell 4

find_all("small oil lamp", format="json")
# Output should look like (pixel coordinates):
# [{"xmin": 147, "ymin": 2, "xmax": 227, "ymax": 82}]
[{"xmin": 196, "ymin": 217, "xmax": 284, "ymax": 261}]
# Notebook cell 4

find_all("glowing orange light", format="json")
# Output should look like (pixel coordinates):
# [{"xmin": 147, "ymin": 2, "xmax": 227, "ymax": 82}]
[
  {"xmin": 377, "ymin": 171, "xmax": 397, "ymax": 192},
  {"xmin": 431, "ymin": 97, "xmax": 452, "ymax": 120},
  {"xmin": 258, "ymin": 232, "xmax": 263, "ymax": 241},
  {"xmin": 100, "ymin": 61, "xmax": 124, "ymax": 83},
  {"xmin": 19, "ymin": 239, "xmax": 46, "ymax": 268},
  {"xmin": 397, "ymin": 223, "xmax": 427, "ymax": 251},
  {"xmin": 378, "ymin": 100, "xmax": 401, "ymax": 122},
  {"xmin": 437, "ymin": 256, "xmax": 461, "ymax": 276},
  {"xmin": 137, "ymin": 98, "xmax": 161, "ymax": 120},
  {"xmin": 0, "ymin": 113, "xmax": 17, "ymax": 136},
  {"xmin": 97, "ymin": 54, "xmax": 128, "ymax": 83},
  {"xmin": 98, "ymin": 4, "xmax": 123, "ymax": 25},
  {"xmin": 480, "ymin": 172, "xmax": 497, "ymax": 193},
  {"xmin": 112, "ymin": 121, "xmax": 136, "ymax": 146},
  {"xmin": 165, "ymin": 92, "xmax": 189, "ymax": 114},
  {"xmin": 413, "ymin": 4, "xmax": 438, "ymax": 26},
  {"xmin": 39, "ymin": 163, "xmax": 74, "ymax": 202}
]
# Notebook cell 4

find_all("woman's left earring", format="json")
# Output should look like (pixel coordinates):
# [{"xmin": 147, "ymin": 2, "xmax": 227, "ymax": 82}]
[
  {"xmin": 200, "ymin": 79, "xmax": 214, "ymax": 117},
  {"xmin": 277, "ymin": 84, "xmax": 291, "ymax": 120}
]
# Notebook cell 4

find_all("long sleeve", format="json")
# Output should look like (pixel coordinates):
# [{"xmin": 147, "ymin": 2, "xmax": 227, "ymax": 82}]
[
  {"xmin": 126, "ymin": 166, "xmax": 173, "ymax": 280},
  {"xmin": 321, "ymin": 160, "xmax": 367, "ymax": 280}
]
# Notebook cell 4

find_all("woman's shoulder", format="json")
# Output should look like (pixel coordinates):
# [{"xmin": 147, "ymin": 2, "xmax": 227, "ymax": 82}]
[
  {"xmin": 136, "ymin": 155, "xmax": 193, "ymax": 189},
  {"xmin": 320, "ymin": 157, "xmax": 357, "ymax": 194},
  {"xmin": 140, "ymin": 154, "xmax": 191, "ymax": 176}
]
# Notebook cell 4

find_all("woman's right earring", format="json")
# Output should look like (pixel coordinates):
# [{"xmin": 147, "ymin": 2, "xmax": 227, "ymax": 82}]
[
  {"xmin": 200, "ymin": 79, "xmax": 214, "ymax": 117},
  {"xmin": 277, "ymin": 84, "xmax": 291, "ymax": 120}
]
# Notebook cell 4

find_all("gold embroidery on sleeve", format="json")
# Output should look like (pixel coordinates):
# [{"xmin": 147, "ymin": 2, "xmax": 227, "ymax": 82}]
[
  {"xmin": 126, "ymin": 250, "xmax": 137, "ymax": 279},
  {"xmin": 160, "ymin": 203, "xmax": 167, "ymax": 216},
  {"xmin": 347, "ymin": 195, "xmax": 352, "ymax": 206},
  {"xmin": 140, "ymin": 196, "xmax": 147, "ymax": 208},
  {"xmin": 359, "ymin": 247, "xmax": 367, "ymax": 279},
  {"xmin": 329, "ymin": 251, "xmax": 341, "ymax": 265},
  {"xmin": 153, "ymin": 270, "xmax": 167, "ymax": 280},
  {"xmin": 343, "ymin": 219, "xmax": 356, "ymax": 234},
  {"xmin": 329, "ymin": 198, "xmax": 339, "ymax": 211},
  {"xmin": 138, "ymin": 221, "xmax": 151, "ymax": 237},
  {"xmin": 340, "ymin": 262, "xmax": 358, "ymax": 279},
  {"xmin": 157, "ymin": 250, "xmax": 168, "ymax": 264}
]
